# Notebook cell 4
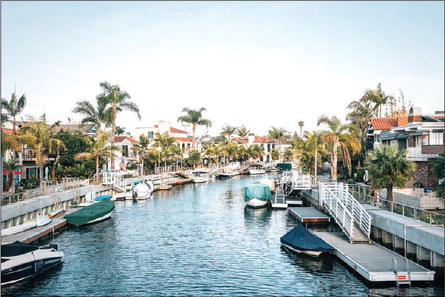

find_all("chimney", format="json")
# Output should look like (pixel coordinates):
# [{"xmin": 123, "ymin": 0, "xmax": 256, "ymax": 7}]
[
  {"xmin": 397, "ymin": 116, "xmax": 408, "ymax": 127},
  {"xmin": 158, "ymin": 120, "xmax": 170, "ymax": 134},
  {"xmin": 408, "ymin": 107, "xmax": 422, "ymax": 123}
]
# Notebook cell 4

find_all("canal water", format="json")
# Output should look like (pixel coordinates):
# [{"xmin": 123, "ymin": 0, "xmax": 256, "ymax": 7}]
[{"xmin": 3, "ymin": 174, "xmax": 443, "ymax": 296}]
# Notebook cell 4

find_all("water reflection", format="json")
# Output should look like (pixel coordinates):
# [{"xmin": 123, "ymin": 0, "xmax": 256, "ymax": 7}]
[
  {"xmin": 281, "ymin": 245, "xmax": 334, "ymax": 273},
  {"xmin": 243, "ymin": 206, "xmax": 272, "ymax": 227}
]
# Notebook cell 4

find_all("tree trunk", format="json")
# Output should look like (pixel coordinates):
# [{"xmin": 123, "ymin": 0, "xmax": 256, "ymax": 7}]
[
  {"xmin": 96, "ymin": 156, "xmax": 100, "ymax": 176},
  {"xmin": 387, "ymin": 185, "xmax": 394, "ymax": 211},
  {"xmin": 331, "ymin": 142, "xmax": 338, "ymax": 180},
  {"xmin": 141, "ymin": 159, "xmax": 145, "ymax": 176},
  {"xmin": 111, "ymin": 107, "xmax": 117, "ymax": 171},
  {"xmin": 314, "ymin": 148, "xmax": 318, "ymax": 177},
  {"xmin": 192, "ymin": 123, "xmax": 197, "ymax": 150}
]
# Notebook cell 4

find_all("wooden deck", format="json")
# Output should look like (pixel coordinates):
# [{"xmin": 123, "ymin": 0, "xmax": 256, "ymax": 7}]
[
  {"xmin": 288, "ymin": 207, "xmax": 330, "ymax": 223},
  {"xmin": 314, "ymin": 231, "xmax": 435, "ymax": 283}
]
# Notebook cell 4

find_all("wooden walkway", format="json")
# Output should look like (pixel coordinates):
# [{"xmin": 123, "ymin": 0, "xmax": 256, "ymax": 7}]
[
  {"xmin": 314, "ymin": 231, "xmax": 435, "ymax": 283},
  {"xmin": 288, "ymin": 207, "xmax": 330, "ymax": 223}
]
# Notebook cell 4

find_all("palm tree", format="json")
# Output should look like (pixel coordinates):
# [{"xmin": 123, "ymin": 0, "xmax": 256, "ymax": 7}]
[
  {"xmin": 317, "ymin": 115, "xmax": 361, "ymax": 180},
  {"xmin": 187, "ymin": 150, "xmax": 201, "ymax": 169},
  {"xmin": 220, "ymin": 124, "xmax": 237, "ymax": 142},
  {"xmin": 298, "ymin": 121, "xmax": 304, "ymax": 137},
  {"xmin": 363, "ymin": 83, "xmax": 395, "ymax": 117},
  {"xmin": 236, "ymin": 125, "xmax": 250, "ymax": 141},
  {"xmin": 267, "ymin": 127, "xmax": 288, "ymax": 161},
  {"xmin": 74, "ymin": 134, "xmax": 119, "ymax": 176},
  {"xmin": 72, "ymin": 97, "xmax": 112, "ymax": 138},
  {"xmin": 365, "ymin": 144, "xmax": 415, "ymax": 209},
  {"xmin": 303, "ymin": 131, "xmax": 326, "ymax": 176},
  {"xmin": 131, "ymin": 134, "xmax": 151, "ymax": 175},
  {"xmin": 98, "ymin": 81, "xmax": 141, "ymax": 170},
  {"xmin": 1, "ymin": 92, "xmax": 26, "ymax": 134},
  {"xmin": 177, "ymin": 107, "xmax": 212, "ymax": 150},
  {"xmin": 20, "ymin": 114, "xmax": 66, "ymax": 180},
  {"xmin": 346, "ymin": 97, "xmax": 374, "ymax": 157},
  {"xmin": 153, "ymin": 132, "xmax": 177, "ymax": 168},
  {"xmin": 248, "ymin": 144, "xmax": 263, "ymax": 161},
  {"xmin": 203, "ymin": 141, "xmax": 220, "ymax": 165}
]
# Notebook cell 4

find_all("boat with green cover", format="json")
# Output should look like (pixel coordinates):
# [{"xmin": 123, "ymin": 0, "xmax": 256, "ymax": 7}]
[
  {"xmin": 65, "ymin": 198, "xmax": 115, "ymax": 226},
  {"xmin": 243, "ymin": 183, "xmax": 273, "ymax": 208}
]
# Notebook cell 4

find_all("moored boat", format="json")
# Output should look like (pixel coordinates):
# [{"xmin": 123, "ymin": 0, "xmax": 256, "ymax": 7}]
[
  {"xmin": 248, "ymin": 163, "xmax": 266, "ymax": 175},
  {"xmin": 192, "ymin": 171, "xmax": 210, "ymax": 183},
  {"xmin": 1, "ymin": 241, "xmax": 64, "ymax": 285},
  {"xmin": 132, "ymin": 180, "xmax": 153, "ymax": 199},
  {"xmin": 65, "ymin": 198, "xmax": 115, "ymax": 226},
  {"xmin": 243, "ymin": 183, "xmax": 273, "ymax": 208},
  {"xmin": 1, "ymin": 221, "xmax": 37, "ymax": 237},
  {"xmin": 280, "ymin": 224, "xmax": 334, "ymax": 257},
  {"xmin": 36, "ymin": 215, "xmax": 51, "ymax": 227},
  {"xmin": 48, "ymin": 208, "xmax": 65, "ymax": 218}
]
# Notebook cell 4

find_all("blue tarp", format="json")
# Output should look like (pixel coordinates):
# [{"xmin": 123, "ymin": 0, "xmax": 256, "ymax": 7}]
[
  {"xmin": 95, "ymin": 194, "xmax": 113, "ymax": 201},
  {"xmin": 243, "ymin": 184, "xmax": 273, "ymax": 201},
  {"xmin": 280, "ymin": 224, "xmax": 334, "ymax": 252}
]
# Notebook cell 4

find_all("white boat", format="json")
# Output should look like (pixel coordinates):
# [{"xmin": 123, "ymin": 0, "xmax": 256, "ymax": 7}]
[
  {"xmin": 1, "ymin": 221, "xmax": 37, "ymax": 236},
  {"xmin": 192, "ymin": 171, "xmax": 210, "ymax": 183},
  {"xmin": 1, "ymin": 241, "xmax": 64, "ymax": 285},
  {"xmin": 249, "ymin": 164, "xmax": 266, "ymax": 175},
  {"xmin": 36, "ymin": 215, "xmax": 51, "ymax": 227},
  {"xmin": 243, "ymin": 184, "xmax": 273, "ymax": 209},
  {"xmin": 48, "ymin": 208, "xmax": 65, "ymax": 218},
  {"xmin": 132, "ymin": 180, "xmax": 153, "ymax": 199},
  {"xmin": 258, "ymin": 179, "xmax": 276, "ymax": 192}
]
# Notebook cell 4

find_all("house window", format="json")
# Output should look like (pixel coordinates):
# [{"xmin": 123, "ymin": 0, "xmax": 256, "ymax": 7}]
[
  {"xmin": 408, "ymin": 136, "xmax": 417, "ymax": 147},
  {"xmin": 147, "ymin": 131, "xmax": 154, "ymax": 139},
  {"xmin": 122, "ymin": 145, "xmax": 129, "ymax": 157},
  {"xmin": 26, "ymin": 167, "xmax": 40, "ymax": 180}
]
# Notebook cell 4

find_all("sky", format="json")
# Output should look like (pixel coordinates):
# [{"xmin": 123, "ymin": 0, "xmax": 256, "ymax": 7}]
[{"xmin": 2, "ymin": 1, "xmax": 444, "ymax": 138}]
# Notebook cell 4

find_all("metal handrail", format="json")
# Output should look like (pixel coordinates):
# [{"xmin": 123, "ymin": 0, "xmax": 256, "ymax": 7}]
[{"xmin": 319, "ymin": 182, "xmax": 355, "ymax": 243}]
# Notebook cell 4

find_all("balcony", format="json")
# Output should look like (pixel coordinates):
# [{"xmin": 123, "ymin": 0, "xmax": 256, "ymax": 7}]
[
  {"xmin": 407, "ymin": 146, "xmax": 442, "ymax": 161},
  {"xmin": 421, "ymin": 145, "xmax": 445, "ymax": 155}
]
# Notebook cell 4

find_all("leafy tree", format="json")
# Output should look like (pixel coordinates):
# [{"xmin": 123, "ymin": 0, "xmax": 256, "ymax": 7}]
[
  {"xmin": 186, "ymin": 150, "xmax": 201, "ymax": 168},
  {"xmin": 203, "ymin": 141, "xmax": 220, "ymax": 165},
  {"xmin": 248, "ymin": 144, "xmax": 263, "ymax": 161},
  {"xmin": 153, "ymin": 132, "xmax": 177, "ymax": 168},
  {"xmin": 365, "ymin": 144, "xmax": 415, "ymax": 206},
  {"xmin": 115, "ymin": 126, "xmax": 126, "ymax": 135},
  {"xmin": 362, "ymin": 82, "xmax": 395, "ymax": 117},
  {"xmin": 177, "ymin": 107, "xmax": 212, "ymax": 150},
  {"xmin": 271, "ymin": 149, "xmax": 280, "ymax": 161},
  {"xmin": 236, "ymin": 125, "xmax": 250, "ymax": 141},
  {"xmin": 317, "ymin": 115, "xmax": 361, "ymax": 179},
  {"xmin": 20, "ymin": 114, "xmax": 66, "ymax": 180},
  {"xmin": 74, "ymin": 134, "xmax": 119, "ymax": 176},
  {"xmin": 283, "ymin": 148, "xmax": 294, "ymax": 162},
  {"xmin": 267, "ymin": 127, "xmax": 288, "ymax": 162},
  {"xmin": 433, "ymin": 153, "xmax": 444, "ymax": 198}
]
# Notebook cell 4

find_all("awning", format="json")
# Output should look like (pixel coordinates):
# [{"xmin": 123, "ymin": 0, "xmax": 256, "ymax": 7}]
[{"xmin": 3, "ymin": 169, "xmax": 22, "ymax": 175}]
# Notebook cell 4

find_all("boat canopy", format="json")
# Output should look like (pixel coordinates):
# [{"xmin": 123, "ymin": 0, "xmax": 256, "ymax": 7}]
[
  {"xmin": 65, "ymin": 199, "xmax": 114, "ymax": 226},
  {"xmin": 280, "ymin": 224, "xmax": 334, "ymax": 252},
  {"xmin": 276, "ymin": 163, "xmax": 292, "ymax": 170},
  {"xmin": 95, "ymin": 194, "xmax": 113, "ymax": 201},
  {"xmin": 1, "ymin": 241, "xmax": 58, "ymax": 257},
  {"xmin": 243, "ymin": 184, "xmax": 273, "ymax": 201}
]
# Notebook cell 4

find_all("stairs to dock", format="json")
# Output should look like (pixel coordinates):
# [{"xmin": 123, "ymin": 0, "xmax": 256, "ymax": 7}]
[{"xmin": 319, "ymin": 181, "xmax": 371, "ymax": 244}]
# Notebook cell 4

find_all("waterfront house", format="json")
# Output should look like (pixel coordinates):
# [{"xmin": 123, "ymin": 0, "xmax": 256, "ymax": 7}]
[
  {"xmin": 375, "ymin": 108, "xmax": 444, "ymax": 187},
  {"xmin": 108, "ymin": 135, "xmax": 140, "ymax": 172},
  {"xmin": 233, "ymin": 134, "xmax": 277, "ymax": 162}
]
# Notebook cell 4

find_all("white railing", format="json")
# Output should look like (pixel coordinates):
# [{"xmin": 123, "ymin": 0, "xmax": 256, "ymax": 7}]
[
  {"xmin": 319, "ymin": 182, "xmax": 355, "ymax": 242},
  {"xmin": 102, "ymin": 172, "xmax": 127, "ymax": 191}
]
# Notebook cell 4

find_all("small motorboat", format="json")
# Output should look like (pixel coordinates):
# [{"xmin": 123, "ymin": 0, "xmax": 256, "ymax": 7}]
[
  {"xmin": 48, "ymin": 208, "xmax": 65, "ymax": 218},
  {"xmin": 95, "ymin": 194, "xmax": 113, "ymax": 202},
  {"xmin": 36, "ymin": 215, "xmax": 51, "ymax": 227},
  {"xmin": 1, "ymin": 221, "xmax": 37, "ymax": 237},
  {"xmin": 243, "ymin": 183, "xmax": 273, "ymax": 208},
  {"xmin": 132, "ymin": 180, "xmax": 154, "ymax": 199},
  {"xmin": 192, "ymin": 171, "xmax": 210, "ymax": 183},
  {"xmin": 280, "ymin": 224, "xmax": 334, "ymax": 257},
  {"xmin": 65, "ymin": 198, "xmax": 115, "ymax": 226},
  {"xmin": 248, "ymin": 164, "xmax": 266, "ymax": 175},
  {"xmin": 1, "ymin": 241, "xmax": 64, "ymax": 285}
]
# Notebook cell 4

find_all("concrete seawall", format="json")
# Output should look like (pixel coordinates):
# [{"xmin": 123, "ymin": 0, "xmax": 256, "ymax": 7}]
[{"xmin": 1, "ymin": 184, "xmax": 112, "ymax": 229}]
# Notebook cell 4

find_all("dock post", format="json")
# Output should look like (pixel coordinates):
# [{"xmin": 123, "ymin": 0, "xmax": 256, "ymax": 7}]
[
  {"xmin": 430, "ymin": 251, "xmax": 444, "ymax": 268},
  {"xmin": 382, "ymin": 230, "xmax": 393, "ymax": 249},
  {"xmin": 372, "ymin": 226, "xmax": 382, "ymax": 244},
  {"xmin": 393, "ymin": 235, "xmax": 404, "ymax": 254},
  {"xmin": 416, "ymin": 246, "xmax": 431, "ymax": 267}
]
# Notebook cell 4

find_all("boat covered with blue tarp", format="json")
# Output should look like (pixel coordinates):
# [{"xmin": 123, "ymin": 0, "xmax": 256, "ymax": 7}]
[
  {"xmin": 280, "ymin": 224, "xmax": 334, "ymax": 257},
  {"xmin": 243, "ymin": 184, "xmax": 273, "ymax": 208}
]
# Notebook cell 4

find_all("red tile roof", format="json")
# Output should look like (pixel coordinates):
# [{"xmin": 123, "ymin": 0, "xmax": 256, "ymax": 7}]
[
  {"xmin": 153, "ymin": 125, "xmax": 187, "ymax": 134},
  {"xmin": 174, "ymin": 137, "xmax": 193, "ymax": 142},
  {"xmin": 370, "ymin": 117, "xmax": 408, "ymax": 130},
  {"xmin": 2, "ymin": 128, "xmax": 13, "ymax": 135},
  {"xmin": 114, "ymin": 136, "xmax": 138, "ymax": 143}
]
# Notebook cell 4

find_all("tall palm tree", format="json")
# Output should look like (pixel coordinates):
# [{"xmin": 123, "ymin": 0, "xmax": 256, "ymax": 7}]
[
  {"xmin": 72, "ymin": 97, "xmax": 112, "ymax": 138},
  {"xmin": 303, "ymin": 131, "xmax": 326, "ymax": 176},
  {"xmin": 220, "ymin": 124, "xmax": 237, "ymax": 142},
  {"xmin": 365, "ymin": 144, "xmax": 415, "ymax": 208},
  {"xmin": 20, "ymin": 114, "xmax": 66, "ymax": 180},
  {"xmin": 346, "ymin": 97, "xmax": 374, "ymax": 155},
  {"xmin": 1, "ymin": 92, "xmax": 26, "ymax": 134},
  {"xmin": 317, "ymin": 115, "xmax": 361, "ymax": 180},
  {"xmin": 298, "ymin": 121, "xmax": 304, "ymax": 137},
  {"xmin": 203, "ymin": 141, "xmax": 220, "ymax": 165},
  {"xmin": 248, "ymin": 144, "xmax": 263, "ymax": 161},
  {"xmin": 98, "ymin": 81, "xmax": 141, "ymax": 170},
  {"xmin": 267, "ymin": 127, "xmax": 288, "ymax": 162},
  {"xmin": 74, "ymin": 134, "xmax": 119, "ymax": 176},
  {"xmin": 177, "ymin": 107, "xmax": 212, "ymax": 150},
  {"xmin": 131, "ymin": 134, "xmax": 151, "ymax": 176},
  {"xmin": 363, "ymin": 83, "xmax": 395, "ymax": 117},
  {"xmin": 237, "ymin": 125, "xmax": 250, "ymax": 141}
]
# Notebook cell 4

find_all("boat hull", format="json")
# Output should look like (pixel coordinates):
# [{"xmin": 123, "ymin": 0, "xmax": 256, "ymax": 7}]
[
  {"xmin": 249, "ymin": 169, "xmax": 266, "ymax": 175},
  {"xmin": 65, "ymin": 199, "xmax": 114, "ymax": 226},
  {"xmin": 245, "ymin": 198, "xmax": 269, "ymax": 208},
  {"xmin": 1, "ymin": 248, "xmax": 64, "ymax": 285},
  {"xmin": 282, "ymin": 243, "xmax": 323, "ymax": 257}
]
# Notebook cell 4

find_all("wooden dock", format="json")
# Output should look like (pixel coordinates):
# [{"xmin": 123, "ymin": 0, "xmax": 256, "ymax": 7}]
[
  {"xmin": 314, "ymin": 231, "xmax": 435, "ymax": 283},
  {"xmin": 288, "ymin": 207, "xmax": 330, "ymax": 223}
]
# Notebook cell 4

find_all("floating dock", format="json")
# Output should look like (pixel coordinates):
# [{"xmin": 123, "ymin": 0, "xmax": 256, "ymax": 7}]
[
  {"xmin": 288, "ymin": 207, "xmax": 330, "ymax": 223},
  {"xmin": 314, "ymin": 231, "xmax": 435, "ymax": 283},
  {"xmin": 2, "ymin": 217, "xmax": 67, "ymax": 244}
]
